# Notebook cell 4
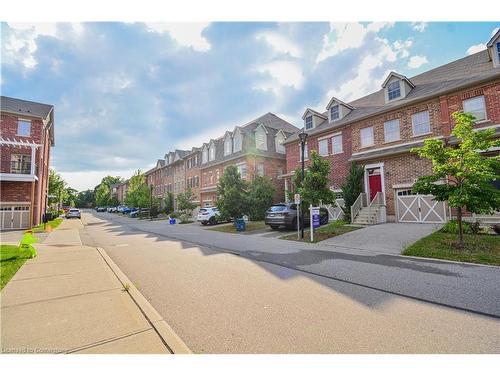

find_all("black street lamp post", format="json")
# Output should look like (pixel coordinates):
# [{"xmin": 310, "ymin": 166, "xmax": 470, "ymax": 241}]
[
  {"xmin": 149, "ymin": 184, "xmax": 154, "ymax": 221},
  {"xmin": 298, "ymin": 129, "xmax": 308, "ymax": 239}
]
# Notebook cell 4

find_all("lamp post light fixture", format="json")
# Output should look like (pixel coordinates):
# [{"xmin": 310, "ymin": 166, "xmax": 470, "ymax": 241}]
[{"xmin": 298, "ymin": 129, "xmax": 308, "ymax": 239}]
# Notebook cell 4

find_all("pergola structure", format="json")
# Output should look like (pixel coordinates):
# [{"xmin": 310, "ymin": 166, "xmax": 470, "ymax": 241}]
[{"xmin": 0, "ymin": 136, "xmax": 42, "ymax": 181}]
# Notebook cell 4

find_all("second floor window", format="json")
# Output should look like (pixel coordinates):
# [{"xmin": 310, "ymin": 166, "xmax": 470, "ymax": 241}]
[
  {"xmin": 332, "ymin": 134, "xmax": 343, "ymax": 154},
  {"xmin": 236, "ymin": 163, "xmax": 247, "ymax": 179},
  {"xmin": 11, "ymin": 154, "xmax": 31, "ymax": 174},
  {"xmin": 318, "ymin": 139, "xmax": 328, "ymax": 156},
  {"xmin": 384, "ymin": 119, "xmax": 400, "ymax": 142},
  {"xmin": 305, "ymin": 116, "xmax": 313, "ymax": 130},
  {"xmin": 387, "ymin": 81, "xmax": 401, "ymax": 100},
  {"xmin": 257, "ymin": 163, "xmax": 264, "ymax": 176},
  {"xmin": 412, "ymin": 111, "xmax": 431, "ymax": 136},
  {"xmin": 330, "ymin": 105, "xmax": 339, "ymax": 121},
  {"xmin": 463, "ymin": 95, "xmax": 486, "ymax": 122},
  {"xmin": 360, "ymin": 127, "xmax": 374, "ymax": 147},
  {"xmin": 17, "ymin": 120, "xmax": 31, "ymax": 137}
]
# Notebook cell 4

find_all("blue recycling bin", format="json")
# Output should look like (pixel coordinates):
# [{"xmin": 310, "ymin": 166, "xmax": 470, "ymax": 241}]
[
  {"xmin": 169, "ymin": 218, "xmax": 176, "ymax": 225},
  {"xmin": 235, "ymin": 218, "xmax": 246, "ymax": 232}
]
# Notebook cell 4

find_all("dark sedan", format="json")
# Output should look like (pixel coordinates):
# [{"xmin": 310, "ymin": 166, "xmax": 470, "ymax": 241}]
[{"xmin": 264, "ymin": 203, "xmax": 328, "ymax": 230}]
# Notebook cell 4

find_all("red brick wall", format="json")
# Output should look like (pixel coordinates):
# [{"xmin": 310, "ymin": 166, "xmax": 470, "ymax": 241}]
[
  {"xmin": 185, "ymin": 152, "xmax": 201, "ymax": 203},
  {"xmin": 0, "ymin": 181, "xmax": 31, "ymax": 202}
]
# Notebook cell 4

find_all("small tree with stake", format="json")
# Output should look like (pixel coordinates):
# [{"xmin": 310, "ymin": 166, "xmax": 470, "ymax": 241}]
[
  {"xmin": 216, "ymin": 165, "xmax": 248, "ymax": 222},
  {"xmin": 248, "ymin": 176, "xmax": 275, "ymax": 220},
  {"xmin": 411, "ymin": 111, "xmax": 500, "ymax": 248}
]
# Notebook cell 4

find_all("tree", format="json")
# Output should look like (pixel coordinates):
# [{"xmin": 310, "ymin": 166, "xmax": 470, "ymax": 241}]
[
  {"xmin": 94, "ymin": 175, "xmax": 122, "ymax": 207},
  {"xmin": 164, "ymin": 191, "xmax": 174, "ymax": 214},
  {"xmin": 340, "ymin": 162, "xmax": 365, "ymax": 222},
  {"xmin": 295, "ymin": 151, "xmax": 335, "ymax": 207},
  {"xmin": 124, "ymin": 170, "xmax": 149, "ymax": 208},
  {"xmin": 216, "ymin": 165, "xmax": 248, "ymax": 221},
  {"xmin": 75, "ymin": 190, "xmax": 95, "ymax": 208},
  {"xmin": 411, "ymin": 111, "xmax": 500, "ymax": 247},
  {"xmin": 48, "ymin": 169, "xmax": 67, "ymax": 209},
  {"xmin": 176, "ymin": 187, "xmax": 198, "ymax": 222},
  {"xmin": 248, "ymin": 176, "xmax": 275, "ymax": 220},
  {"xmin": 63, "ymin": 187, "xmax": 78, "ymax": 207}
]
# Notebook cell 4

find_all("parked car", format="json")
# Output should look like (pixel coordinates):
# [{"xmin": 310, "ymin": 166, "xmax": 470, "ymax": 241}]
[
  {"xmin": 121, "ymin": 207, "xmax": 134, "ymax": 215},
  {"xmin": 107, "ymin": 207, "xmax": 118, "ymax": 213},
  {"xmin": 96, "ymin": 207, "xmax": 107, "ymax": 212},
  {"xmin": 66, "ymin": 208, "xmax": 81, "ymax": 219},
  {"xmin": 264, "ymin": 203, "xmax": 329, "ymax": 230},
  {"xmin": 117, "ymin": 205, "xmax": 126, "ymax": 213},
  {"xmin": 197, "ymin": 207, "xmax": 221, "ymax": 225}
]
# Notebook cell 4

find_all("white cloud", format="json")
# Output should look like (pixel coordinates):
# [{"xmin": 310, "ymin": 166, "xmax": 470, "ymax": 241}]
[
  {"xmin": 4, "ymin": 23, "xmax": 83, "ymax": 69},
  {"xmin": 256, "ymin": 31, "xmax": 302, "ymax": 58},
  {"xmin": 316, "ymin": 22, "xmax": 394, "ymax": 63},
  {"xmin": 145, "ymin": 22, "xmax": 210, "ymax": 51},
  {"xmin": 60, "ymin": 169, "xmax": 136, "ymax": 191},
  {"xmin": 408, "ymin": 55, "xmax": 429, "ymax": 69},
  {"xmin": 412, "ymin": 22, "xmax": 428, "ymax": 32},
  {"xmin": 254, "ymin": 60, "xmax": 304, "ymax": 98},
  {"xmin": 327, "ymin": 37, "xmax": 413, "ymax": 102},
  {"xmin": 466, "ymin": 43, "xmax": 486, "ymax": 55}
]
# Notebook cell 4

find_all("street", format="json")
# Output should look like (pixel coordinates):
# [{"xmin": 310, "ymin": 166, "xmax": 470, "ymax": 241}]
[{"xmin": 80, "ymin": 211, "xmax": 500, "ymax": 353}]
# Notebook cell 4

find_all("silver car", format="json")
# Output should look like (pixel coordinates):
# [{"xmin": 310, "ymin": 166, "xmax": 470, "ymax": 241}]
[{"xmin": 66, "ymin": 208, "xmax": 81, "ymax": 219}]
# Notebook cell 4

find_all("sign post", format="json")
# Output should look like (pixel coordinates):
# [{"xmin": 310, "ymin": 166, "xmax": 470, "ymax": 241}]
[
  {"xmin": 310, "ymin": 205, "xmax": 320, "ymax": 242},
  {"xmin": 294, "ymin": 194, "xmax": 301, "ymax": 240}
]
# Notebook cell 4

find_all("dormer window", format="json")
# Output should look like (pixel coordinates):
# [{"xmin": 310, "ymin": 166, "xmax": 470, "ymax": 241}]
[
  {"xmin": 202, "ymin": 146, "xmax": 208, "ymax": 164},
  {"xmin": 209, "ymin": 143, "xmax": 216, "ymax": 161},
  {"xmin": 330, "ymin": 105, "xmax": 339, "ymax": 121},
  {"xmin": 233, "ymin": 129, "xmax": 242, "ymax": 152},
  {"xmin": 275, "ymin": 131, "xmax": 286, "ymax": 154},
  {"xmin": 305, "ymin": 116, "xmax": 313, "ymax": 130},
  {"xmin": 255, "ymin": 125, "xmax": 267, "ymax": 151},
  {"xmin": 387, "ymin": 81, "xmax": 401, "ymax": 100},
  {"xmin": 224, "ymin": 135, "xmax": 232, "ymax": 156},
  {"xmin": 487, "ymin": 29, "xmax": 500, "ymax": 68},
  {"xmin": 497, "ymin": 42, "xmax": 500, "ymax": 62}
]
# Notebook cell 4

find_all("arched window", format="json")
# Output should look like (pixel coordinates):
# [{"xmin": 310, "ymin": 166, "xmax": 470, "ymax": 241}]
[
  {"xmin": 209, "ymin": 142, "xmax": 216, "ymax": 161},
  {"xmin": 275, "ymin": 132, "xmax": 286, "ymax": 153},
  {"xmin": 224, "ymin": 134, "xmax": 232, "ymax": 156},
  {"xmin": 255, "ymin": 127, "xmax": 267, "ymax": 150},
  {"xmin": 202, "ymin": 146, "xmax": 208, "ymax": 164},
  {"xmin": 233, "ymin": 129, "xmax": 242, "ymax": 152}
]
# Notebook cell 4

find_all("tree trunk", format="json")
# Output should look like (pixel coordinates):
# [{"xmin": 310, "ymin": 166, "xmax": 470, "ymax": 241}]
[{"xmin": 457, "ymin": 206, "xmax": 464, "ymax": 249}]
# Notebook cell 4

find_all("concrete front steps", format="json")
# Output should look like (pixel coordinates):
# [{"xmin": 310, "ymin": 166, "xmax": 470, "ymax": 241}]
[{"xmin": 353, "ymin": 206, "xmax": 381, "ymax": 225}]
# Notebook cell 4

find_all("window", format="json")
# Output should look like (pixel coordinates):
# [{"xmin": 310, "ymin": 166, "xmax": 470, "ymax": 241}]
[
  {"xmin": 318, "ymin": 139, "xmax": 329, "ymax": 156},
  {"xmin": 463, "ymin": 95, "xmax": 486, "ymax": 121},
  {"xmin": 224, "ymin": 136, "xmax": 232, "ymax": 156},
  {"xmin": 255, "ymin": 128, "xmax": 267, "ymax": 150},
  {"xmin": 305, "ymin": 116, "xmax": 313, "ymax": 130},
  {"xmin": 387, "ymin": 81, "xmax": 401, "ymax": 100},
  {"xmin": 384, "ymin": 119, "xmax": 400, "ymax": 142},
  {"xmin": 330, "ymin": 105, "xmax": 339, "ymax": 121},
  {"xmin": 17, "ymin": 120, "xmax": 31, "ymax": 137},
  {"xmin": 236, "ymin": 163, "xmax": 247, "ymax": 179},
  {"xmin": 497, "ymin": 42, "xmax": 500, "ymax": 61},
  {"xmin": 332, "ymin": 134, "xmax": 343, "ymax": 154},
  {"xmin": 275, "ymin": 132, "xmax": 285, "ymax": 154},
  {"xmin": 209, "ymin": 144, "xmax": 216, "ymax": 161},
  {"xmin": 11, "ymin": 154, "xmax": 31, "ymax": 174},
  {"xmin": 411, "ymin": 111, "xmax": 431, "ymax": 136},
  {"xmin": 360, "ymin": 127, "xmax": 374, "ymax": 147},
  {"xmin": 257, "ymin": 163, "xmax": 264, "ymax": 176},
  {"xmin": 233, "ymin": 131, "xmax": 242, "ymax": 152},
  {"xmin": 202, "ymin": 147, "xmax": 208, "ymax": 164},
  {"xmin": 299, "ymin": 143, "xmax": 308, "ymax": 160}
]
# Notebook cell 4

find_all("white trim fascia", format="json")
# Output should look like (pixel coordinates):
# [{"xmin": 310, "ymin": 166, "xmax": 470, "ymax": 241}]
[
  {"xmin": 474, "ymin": 123, "xmax": 500, "ymax": 131},
  {"xmin": 0, "ymin": 173, "xmax": 38, "ymax": 182},
  {"xmin": 392, "ymin": 183, "xmax": 415, "ymax": 189},
  {"xmin": 0, "ymin": 201, "xmax": 31, "ymax": 205},
  {"xmin": 352, "ymin": 136, "xmax": 444, "ymax": 157}
]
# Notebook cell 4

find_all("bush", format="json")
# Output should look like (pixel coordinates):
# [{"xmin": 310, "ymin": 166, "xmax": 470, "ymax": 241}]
[
  {"xmin": 169, "ymin": 212, "xmax": 180, "ymax": 219},
  {"xmin": 470, "ymin": 221, "xmax": 481, "ymax": 235},
  {"xmin": 440, "ymin": 220, "xmax": 472, "ymax": 234},
  {"xmin": 179, "ymin": 213, "xmax": 192, "ymax": 224}
]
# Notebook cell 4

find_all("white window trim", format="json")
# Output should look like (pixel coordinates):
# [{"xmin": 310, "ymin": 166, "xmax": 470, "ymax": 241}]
[
  {"xmin": 360, "ymin": 126, "xmax": 375, "ymax": 148},
  {"xmin": 331, "ymin": 134, "xmax": 343, "ymax": 154},
  {"xmin": 463, "ymin": 95, "xmax": 487, "ymax": 122},
  {"xmin": 275, "ymin": 133, "xmax": 286, "ymax": 154},
  {"xmin": 17, "ymin": 119, "xmax": 32, "ymax": 137},
  {"xmin": 318, "ymin": 138, "xmax": 329, "ymax": 156},
  {"xmin": 383, "ymin": 119, "xmax": 401, "ymax": 143},
  {"xmin": 411, "ymin": 111, "xmax": 431, "ymax": 137},
  {"xmin": 363, "ymin": 162, "xmax": 386, "ymax": 205},
  {"xmin": 305, "ymin": 116, "xmax": 313, "ymax": 130},
  {"xmin": 255, "ymin": 128, "xmax": 267, "ymax": 151}
]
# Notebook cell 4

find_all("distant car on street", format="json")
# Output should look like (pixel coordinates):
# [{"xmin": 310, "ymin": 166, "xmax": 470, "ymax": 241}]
[
  {"xmin": 197, "ymin": 207, "xmax": 221, "ymax": 225},
  {"xmin": 66, "ymin": 208, "xmax": 81, "ymax": 219},
  {"xmin": 264, "ymin": 203, "xmax": 329, "ymax": 230},
  {"xmin": 96, "ymin": 207, "xmax": 107, "ymax": 212}
]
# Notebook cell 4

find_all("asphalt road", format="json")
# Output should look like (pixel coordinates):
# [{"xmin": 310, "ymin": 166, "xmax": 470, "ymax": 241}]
[{"xmin": 80, "ymin": 211, "xmax": 500, "ymax": 353}]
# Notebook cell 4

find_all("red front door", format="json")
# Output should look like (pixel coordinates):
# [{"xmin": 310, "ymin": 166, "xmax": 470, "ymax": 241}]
[{"xmin": 368, "ymin": 174, "xmax": 382, "ymax": 202}]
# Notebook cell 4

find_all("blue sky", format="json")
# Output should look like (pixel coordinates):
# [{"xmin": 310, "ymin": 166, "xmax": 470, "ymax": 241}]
[{"xmin": 1, "ymin": 22, "xmax": 498, "ymax": 190}]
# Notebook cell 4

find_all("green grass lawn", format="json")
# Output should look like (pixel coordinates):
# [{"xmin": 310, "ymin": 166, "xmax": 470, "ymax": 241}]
[
  {"xmin": 0, "ymin": 244, "xmax": 33, "ymax": 290},
  {"xmin": 280, "ymin": 220, "xmax": 362, "ymax": 243},
  {"xmin": 403, "ymin": 232, "xmax": 500, "ymax": 266},
  {"xmin": 208, "ymin": 221, "xmax": 267, "ymax": 233},
  {"xmin": 31, "ymin": 217, "xmax": 63, "ymax": 233}
]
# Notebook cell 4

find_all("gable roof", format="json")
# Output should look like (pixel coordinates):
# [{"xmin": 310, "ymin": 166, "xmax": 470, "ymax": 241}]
[
  {"xmin": 381, "ymin": 71, "xmax": 415, "ymax": 89},
  {"xmin": 285, "ymin": 49, "xmax": 500, "ymax": 144},
  {"xmin": 302, "ymin": 108, "xmax": 327, "ymax": 120},
  {"xmin": 1, "ymin": 96, "xmax": 53, "ymax": 119},
  {"xmin": 487, "ymin": 28, "xmax": 500, "ymax": 48},
  {"xmin": 326, "ymin": 96, "xmax": 355, "ymax": 110}
]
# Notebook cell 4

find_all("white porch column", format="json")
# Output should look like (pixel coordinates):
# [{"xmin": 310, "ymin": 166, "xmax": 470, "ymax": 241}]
[
  {"xmin": 30, "ymin": 145, "xmax": 36, "ymax": 175},
  {"xmin": 284, "ymin": 178, "xmax": 289, "ymax": 203}
]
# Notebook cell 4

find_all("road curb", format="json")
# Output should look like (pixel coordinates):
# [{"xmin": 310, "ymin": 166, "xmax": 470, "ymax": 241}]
[{"xmin": 95, "ymin": 246, "xmax": 192, "ymax": 354}]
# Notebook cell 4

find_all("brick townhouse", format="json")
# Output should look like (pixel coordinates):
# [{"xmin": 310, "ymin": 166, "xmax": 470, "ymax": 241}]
[
  {"xmin": 116, "ymin": 180, "xmax": 129, "ymax": 204},
  {"xmin": 0, "ymin": 96, "xmax": 55, "ymax": 230},
  {"xmin": 284, "ymin": 31, "xmax": 500, "ymax": 224},
  {"xmin": 199, "ymin": 113, "xmax": 299, "ymax": 207}
]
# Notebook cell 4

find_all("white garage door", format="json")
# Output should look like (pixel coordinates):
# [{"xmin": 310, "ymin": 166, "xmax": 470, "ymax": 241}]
[
  {"xmin": 0, "ymin": 205, "xmax": 31, "ymax": 230},
  {"xmin": 396, "ymin": 189, "xmax": 446, "ymax": 223}
]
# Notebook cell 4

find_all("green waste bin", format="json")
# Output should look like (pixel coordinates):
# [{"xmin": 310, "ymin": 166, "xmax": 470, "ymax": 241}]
[{"xmin": 235, "ymin": 218, "xmax": 246, "ymax": 232}]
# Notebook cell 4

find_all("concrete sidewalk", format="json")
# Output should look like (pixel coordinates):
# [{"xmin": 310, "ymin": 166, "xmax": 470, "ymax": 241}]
[{"xmin": 1, "ymin": 219, "xmax": 188, "ymax": 354}]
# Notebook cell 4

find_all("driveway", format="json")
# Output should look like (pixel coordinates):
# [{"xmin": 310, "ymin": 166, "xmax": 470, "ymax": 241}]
[{"xmin": 318, "ymin": 223, "xmax": 442, "ymax": 254}]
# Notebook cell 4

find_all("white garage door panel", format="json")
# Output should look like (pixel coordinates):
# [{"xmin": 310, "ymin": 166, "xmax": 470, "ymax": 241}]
[
  {"xmin": 0, "ymin": 205, "xmax": 31, "ymax": 230},
  {"xmin": 397, "ymin": 193, "xmax": 446, "ymax": 223}
]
